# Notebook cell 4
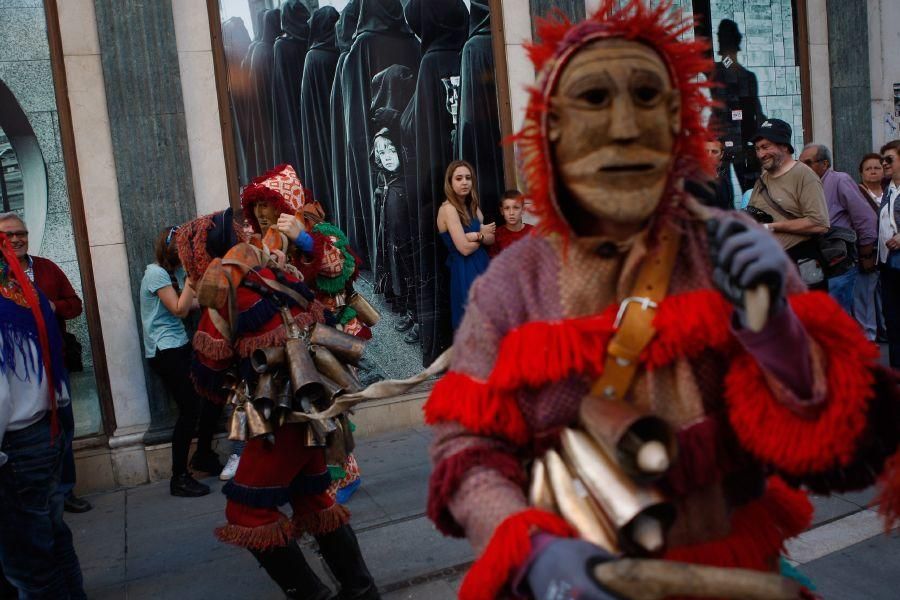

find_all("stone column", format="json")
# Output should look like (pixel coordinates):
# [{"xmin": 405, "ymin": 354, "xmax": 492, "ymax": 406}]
[
  {"xmin": 92, "ymin": 0, "xmax": 198, "ymax": 440},
  {"xmin": 826, "ymin": 0, "xmax": 871, "ymax": 172}
]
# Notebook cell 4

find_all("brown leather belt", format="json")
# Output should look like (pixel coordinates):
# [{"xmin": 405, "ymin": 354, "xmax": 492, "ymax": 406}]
[{"xmin": 590, "ymin": 225, "xmax": 681, "ymax": 401}]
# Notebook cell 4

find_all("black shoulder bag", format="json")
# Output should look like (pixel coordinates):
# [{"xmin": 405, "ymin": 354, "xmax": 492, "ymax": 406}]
[{"xmin": 755, "ymin": 179, "xmax": 857, "ymax": 282}]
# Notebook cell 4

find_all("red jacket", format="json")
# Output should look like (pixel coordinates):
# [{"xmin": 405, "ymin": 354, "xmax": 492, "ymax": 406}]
[{"xmin": 31, "ymin": 255, "xmax": 82, "ymax": 322}]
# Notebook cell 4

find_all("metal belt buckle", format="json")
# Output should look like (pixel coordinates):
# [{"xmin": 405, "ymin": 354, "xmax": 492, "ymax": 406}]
[{"xmin": 613, "ymin": 296, "xmax": 658, "ymax": 329}]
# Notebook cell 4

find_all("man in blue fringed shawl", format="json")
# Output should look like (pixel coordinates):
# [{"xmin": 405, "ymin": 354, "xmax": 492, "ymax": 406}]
[{"xmin": 0, "ymin": 231, "xmax": 85, "ymax": 599}]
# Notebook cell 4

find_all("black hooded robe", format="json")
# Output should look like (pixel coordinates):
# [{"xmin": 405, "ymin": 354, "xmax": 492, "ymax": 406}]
[
  {"xmin": 404, "ymin": 0, "xmax": 468, "ymax": 366},
  {"xmin": 300, "ymin": 6, "xmax": 341, "ymax": 216},
  {"xmin": 272, "ymin": 1, "xmax": 310, "ymax": 175},
  {"xmin": 370, "ymin": 64, "xmax": 417, "ymax": 315},
  {"xmin": 222, "ymin": 17, "xmax": 253, "ymax": 184},
  {"xmin": 455, "ymin": 1, "xmax": 503, "ymax": 226},
  {"xmin": 246, "ymin": 9, "xmax": 281, "ymax": 179},
  {"xmin": 329, "ymin": 0, "xmax": 361, "ymax": 232},
  {"xmin": 236, "ymin": 10, "xmax": 266, "ymax": 184},
  {"xmin": 339, "ymin": 0, "xmax": 421, "ymax": 270}
]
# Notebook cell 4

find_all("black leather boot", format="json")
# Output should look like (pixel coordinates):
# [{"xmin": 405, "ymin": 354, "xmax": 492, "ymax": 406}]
[
  {"xmin": 314, "ymin": 525, "xmax": 380, "ymax": 600},
  {"xmin": 251, "ymin": 544, "xmax": 334, "ymax": 600}
]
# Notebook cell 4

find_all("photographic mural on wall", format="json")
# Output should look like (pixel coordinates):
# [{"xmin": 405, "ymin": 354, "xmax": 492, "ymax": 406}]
[
  {"xmin": 216, "ymin": 0, "xmax": 505, "ymax": 370},
  {"xmin": 216, "ymin": 0, "xmax": 807, "ymax": 367}
]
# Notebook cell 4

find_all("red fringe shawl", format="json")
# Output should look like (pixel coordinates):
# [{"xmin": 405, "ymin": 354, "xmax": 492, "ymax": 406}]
[
  {"xmin": 427, "ymin": 447, "xmax": 529, "ymax": 537},
  {"xmin": 458, "ymin": 509, "xmax": 576, "ymax": 600},
  {"xmin": 665, "ymin": 477, "xmax": 812, "ymax": 571},
  {"xmin": 425, "ymin": 289, "xmax": 734, "ymax": 444},
  {"xmin": 725, "ymin": 293, "xmax": 881, "ymax": 476},
  {"xmin": 425, "ymin": 372, "xmax": 531, "ymax": 446}
]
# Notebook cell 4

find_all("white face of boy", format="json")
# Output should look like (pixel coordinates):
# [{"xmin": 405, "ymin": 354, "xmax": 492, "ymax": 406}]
[{"xmin": 501, "ymin": 199, "xmax": 523, "ymax": 227}]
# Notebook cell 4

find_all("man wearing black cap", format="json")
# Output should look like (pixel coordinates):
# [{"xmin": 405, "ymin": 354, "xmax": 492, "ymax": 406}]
[{"xmin": 748, "ymin": 118, "xmax": 830, "ymax": 286}]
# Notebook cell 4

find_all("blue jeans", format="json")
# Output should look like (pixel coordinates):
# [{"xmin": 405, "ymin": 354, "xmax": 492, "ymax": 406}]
[
  {"xmin": 828, "ymin": 266, "xmax": 858, "ymax": 315},
  {"xmin": 881, "ymin": 267, "xmax": 900, "ymax": 368},
  {"xmin": 852, "ymin": 270, "xmax": 880, "ymax": 341},
  {"xmin": 58, "ymin": 403, "xmax": 76, "ymax": 497},
  {"xmin": 0, "ymin": 414, "xmax": 86, "ymax": 599}
]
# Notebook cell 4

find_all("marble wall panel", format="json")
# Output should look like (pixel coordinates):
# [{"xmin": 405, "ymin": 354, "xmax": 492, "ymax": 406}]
[
  {"xmin": 0, "ymin": 7, "xmax": 48, "ymax": 61},
  {"xmin": 93, "ymin": 0, "xmax": 197, "ymax": 430},
  {"xmin": 0, "ymin": 59, "xmax": 56, "ymax": 112},
  {"xmin": 25, "ymin": 109, "xmax": 60, "ymax": 164},
  {"xmin": 827, "ymin": 0, "xmax": 871, "ymax": 170}
]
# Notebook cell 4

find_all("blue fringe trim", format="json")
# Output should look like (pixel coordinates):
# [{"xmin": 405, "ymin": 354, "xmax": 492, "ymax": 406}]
[
  {"xmin": 222, "ymin": 470, "xmax": 332, "ymax": 508},
  {"xmin": 290, "ymin": 469, "xmax": 332, "ymax": 495},
  {"xmin": 190, "ymin": 359, "xmax": 229, "ymax": 400},
  {"xmin": 287, "ymin": 279, "xmax": 315, "ymax": 302},
  {"xmin": 0, "ymin": 294, "xmax": 68, "ymax": 394},
  {"xmin": 236, "ymin": 298, "xmax": 280, "ymax": 335},
  {"xmin": 222, "ymin": 480, "xmax": 292, "ymax": 508}
]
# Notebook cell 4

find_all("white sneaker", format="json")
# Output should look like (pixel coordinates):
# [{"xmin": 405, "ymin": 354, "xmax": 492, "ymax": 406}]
[{"xmin": 219, "ymin": 454, "xmax": 240, "ymax": 481}]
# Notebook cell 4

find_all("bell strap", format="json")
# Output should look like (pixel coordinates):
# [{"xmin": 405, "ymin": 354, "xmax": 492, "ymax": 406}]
[{"xmin": 590, "ymin": 225, "xmax": 682, "ymax": 401}]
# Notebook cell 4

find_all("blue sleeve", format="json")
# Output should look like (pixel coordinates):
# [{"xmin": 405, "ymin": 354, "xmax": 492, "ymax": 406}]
[{"xmin": 294, "ymin": 231, "xmax": 314, "ymax": 253}]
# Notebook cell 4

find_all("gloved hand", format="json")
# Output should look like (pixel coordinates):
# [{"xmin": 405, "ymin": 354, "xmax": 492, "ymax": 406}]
[
  {"xmin": 707, "ymin": 216, "xmax": 789, "ymax": 324},
  {"xmin": 526, "ymin": 536, "xmax": 623, "ymax": 600}
]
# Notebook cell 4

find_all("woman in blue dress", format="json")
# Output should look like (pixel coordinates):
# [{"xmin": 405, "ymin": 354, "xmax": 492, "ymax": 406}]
[{"xmin": 436, "ymin": 160, "xmax": 496, "ymax": 329}]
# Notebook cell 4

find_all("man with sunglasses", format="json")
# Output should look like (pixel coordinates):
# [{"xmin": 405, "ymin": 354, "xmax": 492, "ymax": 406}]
[
  {"xmin": 0, "ymin": 212, "xmax": 92, "ymax": 515},
  {"xmin": 877, "ymin": 140, "xmax": 900, "ymax": 367}
]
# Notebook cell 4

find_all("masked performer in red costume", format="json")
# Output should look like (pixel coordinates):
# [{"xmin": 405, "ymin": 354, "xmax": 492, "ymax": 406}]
[
  {"xmin": 240, "ymin": 164, "xmax": 374, "ymax": 501},
  {"xmin": 425, "ymin": 2, "xmax": 900, "ymax": 599},
  {"xmin": 177, "ymin": 207, "xmax": 378, "ymax": 600}
]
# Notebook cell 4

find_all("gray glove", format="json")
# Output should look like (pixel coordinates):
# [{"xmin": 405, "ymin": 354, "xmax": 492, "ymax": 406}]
[
  {"xmin": 526, "ymin": 537, "xmax": 623, "ymax": 600},
  {"xmin": 707, "ymin": 217, "xmax": 789, "ymax": 321}
]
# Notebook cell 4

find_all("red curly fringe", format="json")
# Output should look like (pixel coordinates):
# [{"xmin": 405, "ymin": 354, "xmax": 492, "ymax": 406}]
[
  {"xmin": 424, "ymin": 372, "xmax": 530, "ymax": 446},
  {"xmin": 515, "ymin": 0, "xmax": 714, "ymax": 243},
  {"xmin": 665, "ymin": 477, "xmax": 812, "ymax": 571},
  {"xmin": 215, "ymin": 517, "xmax": 294, "ymax": 550},
  {"xmin": 458, "ymin": 509, "xmax": 577, "ymax": 600},
  {"xmin": 725, "ymin": 293, "xmax": 880, "ymax": 476},
  {"xmin": 292, "ymin": 503, "xmax": 351, "ymax": 536}
]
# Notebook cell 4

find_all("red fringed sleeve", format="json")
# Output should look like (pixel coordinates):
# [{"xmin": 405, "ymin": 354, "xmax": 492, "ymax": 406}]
[
  {"xmin": 424, "ymin": 372, "xmax": 530, "ymax": 446},
  {"xmin": 458, "ymin": 509, "xmax": 576, "ymax": 600},
  {"xmin": 724, "ymin": 292, "xmax": 881, "ymax": 476}
]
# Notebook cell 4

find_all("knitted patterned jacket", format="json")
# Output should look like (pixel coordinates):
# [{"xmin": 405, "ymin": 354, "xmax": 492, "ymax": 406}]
[{"xmin": 425, "ymin": 213, "xmax": 898, "ymax": 599}]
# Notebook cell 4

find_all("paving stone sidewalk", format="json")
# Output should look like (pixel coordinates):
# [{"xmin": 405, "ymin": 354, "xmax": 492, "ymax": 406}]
[
  {"xmin": 70, "ymin": 427, "xmax": 471, "ymax": 599},
  {"xmin": 70, "ymin": 427, "xmax": 900, "ymax": 599}
]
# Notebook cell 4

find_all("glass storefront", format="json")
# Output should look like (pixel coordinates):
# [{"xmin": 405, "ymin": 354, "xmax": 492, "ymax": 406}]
[{"xmin": 0, "ymin": 3, "xmax": 104, "ymax": 438}]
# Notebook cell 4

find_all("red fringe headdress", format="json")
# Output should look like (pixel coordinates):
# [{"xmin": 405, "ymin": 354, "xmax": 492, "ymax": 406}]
[{"xmin": 515, "ymin": 0, "xmax": 715, "ymax": 243}]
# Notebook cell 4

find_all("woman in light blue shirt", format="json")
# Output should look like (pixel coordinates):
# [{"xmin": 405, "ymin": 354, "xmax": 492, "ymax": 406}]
[{"xmin": 139, "ymin": 226, "xmax": 214, "ymax": 497}]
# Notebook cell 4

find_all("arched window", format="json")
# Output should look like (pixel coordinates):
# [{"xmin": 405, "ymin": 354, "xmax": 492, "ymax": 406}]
[{"xmin": 0, "ymin": 79, "xmax": 49, "ymax": 251}]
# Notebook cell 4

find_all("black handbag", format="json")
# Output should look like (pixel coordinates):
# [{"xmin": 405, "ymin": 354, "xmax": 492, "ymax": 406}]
[
  {"xmin": 62, "ymin": 330, "xmax": 84, "ymax": 372},
  {"xmin": 754, "ymin": 180, "xmax": 857, "ymax": 279}
]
